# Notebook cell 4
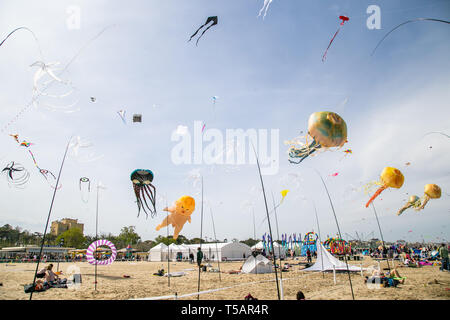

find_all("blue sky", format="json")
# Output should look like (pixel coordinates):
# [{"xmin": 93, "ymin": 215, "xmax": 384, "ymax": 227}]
[{"xmin": 0, "ymin": 0, "xmax": 449, "ymax": 244}]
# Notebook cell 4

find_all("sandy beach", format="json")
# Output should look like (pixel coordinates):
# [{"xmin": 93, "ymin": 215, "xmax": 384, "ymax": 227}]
[{"xmin": 1, "ymin": 257, "xmax": 449, "ymax": 300}]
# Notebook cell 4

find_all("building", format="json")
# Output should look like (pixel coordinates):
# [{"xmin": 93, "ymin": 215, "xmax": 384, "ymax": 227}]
[
  {"xmin": 0, "ymin": 245, "xmax": 75, "ymax": 259},
  {"xmin": 50, "ymin": 218, "xmax": 84, "ymax": 236}
]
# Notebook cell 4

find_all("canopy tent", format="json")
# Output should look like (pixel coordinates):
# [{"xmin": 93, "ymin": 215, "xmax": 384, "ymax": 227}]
[
  {"xmin": 241, "ymin": 254, "xmax": 273, "ymax": 274},
  {"xmin": 302, "ymin": 242, "xmax": 366, "ymax": 272},
  {"xmin": 148, "ymin": 243, "xmax": 168, "ymax": 262},
  {"xmin": 251, "ymin": 241, "xmax": 286, "ymax": 259},
  {"xmin": 148, "ymin": 242, "xmax": 251, "ymax": 262}
]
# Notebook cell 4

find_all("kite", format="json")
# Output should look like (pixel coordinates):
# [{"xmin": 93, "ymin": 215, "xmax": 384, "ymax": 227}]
[
  {"xmin": 258, "ymin": 0, "xmax": 273, "ymax": 19},
  {"xmin": 343, "ymin": 149, "xmax": 352, "ymax": 154},
  {"xmin": 130, "ymin": 169, "xmax": 157, "ymax": 218},
  {"xmin": 9, "ymin": 134, "xmax": 19, "ymax": 143},
  {"xmin": 2, "ymin": 161, "xmax": 30, "ymax": 188},
  {"xmin": 133, "ymin": 114, "xmax": 142, "ymax": 123},
  {"xmin": 155, "ymin": 195, "xmax": 196, "ymax": 240},
  {"xmin": 86, "ymin": 240, "xmax": 117, "ymax": 266},
  {"xmin": 90, "ymin": 97, "xmax": 96, "ymax": 102},
  {"xmin": 405, "ymin": 162, "xmax": 411, "ymax": 166},
  {"xmin": 372, "ymin": 18, "xmax": 450, "ymax": 56},
  {"xmin": 212, "ymin": 96, "xmax": 219, "ymax": 104},
  {"xmin": 322, "ymin": 15, "xmax": 349, "ymax": 62},
  {"xmin": 117, "ymin": 110, "xmax": 126, "ymax": 124},
  {"xmin": 417, "ymin": 184, "xmax": 441, "ymax": 210},
  {"xmin": 201, "ymin": 123, "xmax": 206, "ymax": 133},
  {"xmin": 397, "ymin": 195, "xmax": 421, "ymax": 216},
  {"xmin": 365, "ymin": 167, "xmax": 404, "ymax": 208},
  {"xmin": 287, "ymin": 111, "xmax": 347, "ymax": 164},
  {"xmin": 188, "ymin": 16, "xmax": 218, "ymax": 46},
  {"xmin": 20, "ymin": 141, "xmax": 32, "ymax": 148},
  {"xmin": 79, "ymin": 177, "xmax": 91, "ymax": 203},
  {"xmin": 330, "ymin": 172, "xmax": 339, "ymax": 177},
  {"xmin": 27, "ymin": 150, "xmax": 59, "ymax": 188}
]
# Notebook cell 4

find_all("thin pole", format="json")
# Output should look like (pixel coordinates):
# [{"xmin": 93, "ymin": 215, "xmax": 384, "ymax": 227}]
[
  {"xmin": 252, "ymin": 209, "xmax": 258, "ymax": 276},
  {"xmin": 197, "ymin": 176, "xmax": 204, "ymax": 300},
  {"xmin": 370, "ymin": 202, "xmax": 391, "ymax": 273},
  {"xmin": 271, "ymin": 192, "xmax": 284, "ymax": 300},
  {"xmin": 30, "ymin": 136, "xmax": 72, "ymax": 300},
  {"xmin": 313, "ymin": 201, "xmax": 325, "ymax": 278},
  {"xmin": 210, "ymin": 208, "xmax": 221, "ymax": 281},
  {"xmin": 312, "ymin": 168, "xmax": 355, "ymax": 300},
  {"xmin": 94, "ymin": 183, "xmax": 99, "ymax": 291},
  {"xmin": 166, "ymin": 195, "xmax": 170, "ymax": 287},
  {"xmin": 252, "ymin": 144, "xmax": 280, "ymax": 300}
]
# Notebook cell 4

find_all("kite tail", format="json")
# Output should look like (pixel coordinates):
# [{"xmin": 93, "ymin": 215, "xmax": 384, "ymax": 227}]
[
  {"xmin": 195, "ymin": 23, "xmax": 216, "ymax": 46},
  {"xmin": 365, "ymin": 185, "xmax": 386, "ymax": 208},
  {"xmin": 189, "ymin": 23, "xmax": 207, "ymax": 42},
  {"xmin": 322, "ymin": 27, "xmax": 341, "ymax": 62}
]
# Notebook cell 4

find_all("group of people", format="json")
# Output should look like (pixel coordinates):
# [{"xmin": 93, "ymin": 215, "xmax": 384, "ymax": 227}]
[{"xmin": 24, "ymin": 264, "xmax": 68, "ymax": 293}]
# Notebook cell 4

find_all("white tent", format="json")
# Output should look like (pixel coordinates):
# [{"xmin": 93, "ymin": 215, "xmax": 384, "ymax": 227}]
[
  {"xmin": 148, "ymin": 242, "xmax": 251, "ymax": 262},
  {"xmin": 251, "ymin": 241, "xmax": 286, "ymax": 259},
  {"xmin": 148, "ymin": 243, "xmax": 168, "ymax": 262},
  {"xmin": 241, "ymin": 254, "xmax": 273, "ymax": 274},
  {"xmin": 302, "ymin": 242, "xmax": 366, "ymax": 272}
]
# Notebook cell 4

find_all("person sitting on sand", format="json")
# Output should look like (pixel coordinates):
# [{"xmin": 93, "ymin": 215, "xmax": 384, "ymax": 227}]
[
  {"xmin": 44, "ymin": 264, "xmax": 59, "ymax": 282},
  {"xmin": 389, "ymin": 269, "xmax": 405, "ymax": 284}
]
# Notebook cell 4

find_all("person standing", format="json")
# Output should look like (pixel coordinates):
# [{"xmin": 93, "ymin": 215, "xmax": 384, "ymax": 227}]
[
  {"xmin": 306, "ymin": 248, "xmax": 312, "ymax": 263},
  {"xmin": 438, "ymin": 243, "xmax": 449, "ymax": 272},
  {"xmin": 196, "ymin": 247, "xmax": 204, "ymax": 268}
]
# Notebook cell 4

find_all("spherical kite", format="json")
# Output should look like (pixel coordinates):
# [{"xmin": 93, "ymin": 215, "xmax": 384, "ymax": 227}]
[
  {"xmin": 365, "ymin": 167, "xmax": 404, "ymax": 208},
  {"xmin": 156, "ymin": 195, "xmax": 195, "ymax": 240},
  {"xmin": 131, "ymin": 169, "xmax": 156, "ymax": 218},
  {"xmin": 397, "ymin": 195, "xmax": 421, "ymax": 216},
  {"xmin": 417, "ymin": 184, "xmax": 441, "ymax": 210},
  {"xmin": 288, "ymin": 111, "xmax": 347, "ymax": 164}
]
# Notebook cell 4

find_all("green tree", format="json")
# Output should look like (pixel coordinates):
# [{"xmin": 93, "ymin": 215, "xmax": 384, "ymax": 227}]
[
  {"xmin": 56, "ymin": 228, "xmax": 85, "ymax": 248},
  {"xmin": 117, "ymin": 226, "xmax": 141, "ymax": 248},
  {"xmin": 240, "ymin": 238, "xmax": 258, "ymax": 247}
]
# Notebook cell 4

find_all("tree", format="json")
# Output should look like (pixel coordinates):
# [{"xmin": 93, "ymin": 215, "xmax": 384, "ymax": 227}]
[
  {"xmin": 117, "ymin": 226, "xmax": 141, "ymax": 248},
  {"xmin": 56, "ymin": 228, "xmax": 85, "ymax": 249},
  {"xmin": 240, "ymin": 238, "xmax": 258, "ymax": 247}
]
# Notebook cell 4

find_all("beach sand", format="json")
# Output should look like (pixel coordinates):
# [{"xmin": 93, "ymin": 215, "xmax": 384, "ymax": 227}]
[{"xmin": 1, "ymin": 257, "xmax": 449, "ymax": 300}]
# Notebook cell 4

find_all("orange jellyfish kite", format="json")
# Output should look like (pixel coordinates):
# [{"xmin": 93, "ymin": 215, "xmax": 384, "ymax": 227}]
[
  {"xmin": 417, "ymin": 184, "xmax": 441, "ymax": 210},
  {"xmin": 287, "ymin": 111, "xmax": 347, "ymax": 164},
  {"xmin": 155, "ymin": 195, "xmax": 195, "ymax": 240},
  {"xmin": 365, "ymin": 167, "xmax": 404, "ymax": 208}
]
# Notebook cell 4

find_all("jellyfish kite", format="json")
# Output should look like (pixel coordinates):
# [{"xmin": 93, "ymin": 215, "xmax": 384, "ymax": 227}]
[
  {"xmin": 2, "ymin": 161, "xmax": 30, "ymax": 188},
  {"xmin": 287, "ymin": 111, "xmax": 347, "ymax": 164},
  {"xmin": 417, "ymin": 184, "xmax": 441, "ymax": 211},
  {"xmin": 397, "ymin": 195, "xmax": 421, "ymax": 216},
  {"xmin": 130, "ymin": 169, "xmax": 157, "ymax": 218},
  {"xmin": 79, "ymin": 177, "xmax": 91, "ymax": 203},
  {"xmin": 365, "ymin": 167, "xmax": 404, "ymax": 208},
  {"xmin": 188, "ymin": 16, "xmax": 218, "ymax": 46},
  {"xmin": 155, "ymin": 195, "xmax": 195, "ymax": 240},
  {"xmin": 322, "ymin": 15, "xmax": 349, "ymax": 62}
]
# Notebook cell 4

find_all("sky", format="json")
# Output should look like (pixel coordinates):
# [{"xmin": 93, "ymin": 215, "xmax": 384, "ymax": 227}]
[{"xmin": 0, "ymin": 0, "xmax": 449, "ymax": 244}]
